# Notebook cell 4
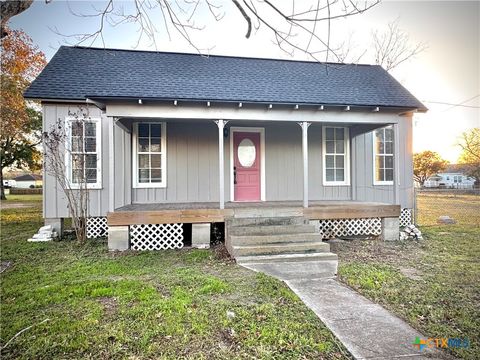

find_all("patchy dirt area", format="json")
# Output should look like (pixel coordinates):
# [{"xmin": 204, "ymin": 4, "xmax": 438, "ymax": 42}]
[{"xmin": 329, "ymin": 237, "xmax": 424, "ymax": 267}]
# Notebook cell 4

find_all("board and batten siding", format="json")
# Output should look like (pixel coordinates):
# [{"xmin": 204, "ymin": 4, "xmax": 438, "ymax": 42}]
[{"xmin": 42, "ymin": 104, "xmax": 413, "ymax": 219}]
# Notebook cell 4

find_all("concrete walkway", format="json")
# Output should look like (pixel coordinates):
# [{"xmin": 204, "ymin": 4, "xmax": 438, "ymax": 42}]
[{"xmin": 241, "ymin": 262, "xmax": 448, "ymax": 359}]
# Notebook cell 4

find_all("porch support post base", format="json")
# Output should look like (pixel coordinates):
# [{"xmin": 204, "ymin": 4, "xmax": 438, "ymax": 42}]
[
  {"xmin": 192, "ymin": 223, "xmax": 211, "ymax": 249},
  {"xmin": 45, "ymin": 218, "xmax": 64, "ymax": 236},
  {"xmin": 381, "ymin": 217, "xmax": 400, "ymax": 241},
  {"xmin": 108, "ymin": 225, "xmax": 130, "ymax": 251}
]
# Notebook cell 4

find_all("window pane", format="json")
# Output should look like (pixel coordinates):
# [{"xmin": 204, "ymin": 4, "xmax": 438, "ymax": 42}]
[
  {"xmin": 151, "ymin": 154, "xmax": 161, "ymax": 168},
  {"xmin": 335, "ymin": 128, "xmax": 344, "ymax": 140},
  {"xmin": 377, "ymin": 169, "xmax": 385, "ymax": 181},
  {"xmin": 151, "ymin": 169, "xmax": 162, "ymax": 183},
  {"xmin": 335, "ymin": 140, "xmax": 344, "ymax": 154},
  {"xmin": 335, "ymin": 155, "xmax": 344, "ymax": 168},
  {"xmin": 335, "ymin": 169, "xmax": 344, "ymax": 181},
  {"xmin": 325, "ymin": 128, "xmax": 335, "ymax": 140},
  {"xmin": 151, "ymin": 124, "xmax": 162, "ymax": 137},
  {"xmin": 85, "ymin": 137, "xmax": 96, "ymax": 152},
  {"xmin": 71, "ymin": 121, "xmax": 83, "ymax": 136},
  {"xmin": 378, "ymin": 156, "xmax": 385, "ymax": 169},
  {"xmin": 138, "ymin": 124, "xmax": 149, "ymax": 137},
  {"xmin": 72, "ymin": 169, "xmax": 82, "ymax": 183},
  {"xmin": 326, "ymin": 169, "xmax": 335, "ymax": 181},
  {"xmin": 72, "ymin": 154, "xmax": 83, "ymax": 169},
  {"xmin": 85, "ymin": 122, "xmax": 96, "ymax": 137},
  {"xmin": 385, "ymin": 142, "xmax": 393, "ymax": 154},
  {"xmin": 385, "ymin": 169, "xmax": 394, "ymax": 181},
  {"xmin": 86, "ymin": 168, "xmax": 97, "ymax": 183},
  {"xmin": 151, "ymin": 137, "xmax": 161, "ymax": 152},
  {"xmin": 139, "ymin": 154, "xmax": 150, "ymax": 169},
  {"xmin": 72, "ymin": 136, "xmax": 82, "ymax": 152},
  {"xmin": 385, "ymin": 128, "xmax": 393, "ymax": 141},
  {"xmin": 86, "ymin": 154, "xmax": 97, "ymax": 169},
  {"xmin": 325, "ymin": 155, "xmax": 335, "ymax": 168},
  {"xmin": 378, "ymin": 142, "xmax": 385, "ymax": 154},
  {"xmin": 375, "ymin": 130, "xmax": 384, "ymax": 143},
  {"xmin": 376, "ymin": 166, "xmax": 382, "ymax": 182},
  {"xmin": 138, "ymin": 138, "xmax": 149, "ymax": 152},
  {"xmin": 385, "ymin": 155, "xmax": 393, "ymax": 169},
  {"xmin": 326, "ymin": 140, "xmax": 335, "ymax": 153},
  {"xmin": 139, "ymin": 169, "xmax": 149, "ymax": 183}
]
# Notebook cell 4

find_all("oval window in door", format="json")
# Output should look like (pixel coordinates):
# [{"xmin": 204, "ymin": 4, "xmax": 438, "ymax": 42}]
[{"xmin": 238, "ymin": 138, "xmax": 256, "ymax": 167}]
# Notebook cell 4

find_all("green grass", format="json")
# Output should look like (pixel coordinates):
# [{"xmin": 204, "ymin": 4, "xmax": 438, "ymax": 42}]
[
  {"xmin": 1, "ymin": 194, "xmax": 42, "ymax": 202},
  {"xmin": 0, "ymin": 202, "xmax": 348, "ymax": 359},
  {"xmin": 333, "ymin": 225, "xmax": 479, "ymax": 359}
]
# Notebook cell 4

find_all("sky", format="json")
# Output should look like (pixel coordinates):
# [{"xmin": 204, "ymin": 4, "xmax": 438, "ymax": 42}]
[{"xmin": 9, "ymin": 0, "xmax": 480, "ymax": 163}]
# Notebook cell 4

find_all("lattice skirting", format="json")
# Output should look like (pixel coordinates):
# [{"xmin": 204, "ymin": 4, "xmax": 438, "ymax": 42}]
[
  {"xmin": 86, "ymin": 217, "xmax": 108, "ymax": 238},
  {"xmin": 400, "ymin": 208, "xmax": 413, "ymax": 227},
  {"xmin": 319, "ymin": 218, "xmax": 382, "ymax": 239},
  {"xmin": 130, "ymin": 223, "xmax": 184, "ymax": 250}
]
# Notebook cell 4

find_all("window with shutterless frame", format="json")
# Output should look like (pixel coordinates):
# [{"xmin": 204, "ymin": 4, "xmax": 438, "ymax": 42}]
[
  {"xmin": 373, "ymin": 126, "xmax": 394, "ymax": 185},
  {"xmin": 65, "ymin": 117, "xmax": 102, "ymax": 189},
  {"xmin": 132, "ymin": 122, "xmax": 167, "ymax": 188},
  {"xmin": 322, "ymin": 126, "xmax": 350, "ymax": 186}
]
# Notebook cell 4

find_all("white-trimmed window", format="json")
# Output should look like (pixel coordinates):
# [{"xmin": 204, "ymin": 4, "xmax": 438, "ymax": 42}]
[
  {"xmin": 322, "ymin": 126, "xmax": 350, "ymax": 185},
  {"xmin": 373, "ymin": 126, "xmax": 394, "ymax": 185},
  {"xmin": 133, "ymin": 122, "xmax": 167, "ymax": 188},
  {"xmin": 66, "ymin": 117, "xmax": 102, "ymax": 189}
]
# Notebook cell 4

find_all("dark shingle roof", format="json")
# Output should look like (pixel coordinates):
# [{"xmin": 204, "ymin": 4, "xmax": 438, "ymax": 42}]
[
  {"xmin": 14, "ymin": 174, "xmax": 42, "ymax": 181},
  {"xmin": 24, "ymin": 46, "xmax": 426, "ymax": 111}
]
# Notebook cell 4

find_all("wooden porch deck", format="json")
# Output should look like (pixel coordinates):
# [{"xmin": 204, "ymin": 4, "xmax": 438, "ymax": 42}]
[{"xmin": 107, "ymin": 201, "xmax": 400, "ymax": 226}]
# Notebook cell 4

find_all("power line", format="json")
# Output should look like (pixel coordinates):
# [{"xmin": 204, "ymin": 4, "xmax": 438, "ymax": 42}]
[{"xmin": 423, "ymin": 95, "xmax": 480, "ymax": 110}]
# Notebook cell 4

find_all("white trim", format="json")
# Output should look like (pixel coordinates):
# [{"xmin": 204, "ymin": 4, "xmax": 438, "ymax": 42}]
[
  {"xmin": 65, "ymin": 116, "xmax": 102, "ymax": 190},
  {"xmin": 322, "ymin": 126, "xmax": 350, "ymax": 186},
  {"xmin": 132, "ymin": 122, "xmax": 167, "ymax": 188},
  {"xmin": 108, "ymin": 116, "xmax": 115, "ymax": 211},
  {"xmin": 229, "ymin": 127, "xmax": 266, "ymax": 202},
  {"xmin": 373, "ymin": 126, "xmax": 394, "ymax": 186}
]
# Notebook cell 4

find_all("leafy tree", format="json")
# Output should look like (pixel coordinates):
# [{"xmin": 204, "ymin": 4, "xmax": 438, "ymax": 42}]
[
  {"xmin": 0, "ymin": 28, "xmax": 46, "ymax": 200},
  {"xmin": 458, "ymin": 128, "xmax": 480, "ymax": 184},
  {"xmin": 413, "ymin": 151, "xmax": 448, "ymax": 185}
]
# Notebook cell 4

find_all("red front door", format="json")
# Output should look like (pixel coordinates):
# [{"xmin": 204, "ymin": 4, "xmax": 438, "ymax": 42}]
[{"xmin": 234, "ymin": 131, "xmax": 261, "ymax": 201}]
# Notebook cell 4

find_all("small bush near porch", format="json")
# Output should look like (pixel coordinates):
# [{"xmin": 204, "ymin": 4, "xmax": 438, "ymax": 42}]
[
  {"xmin": 333, "ymin": 223, "xmax": 479, "ymax": 358},
  {"xmin": 0, "ymin": 196, "xmax": 348, "ymax": 359}
]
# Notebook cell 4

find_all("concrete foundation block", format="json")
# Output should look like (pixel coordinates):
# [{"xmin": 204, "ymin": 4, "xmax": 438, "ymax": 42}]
[
  {"xmin": 381, "ymin": 217, "xmax": 400, "ymax": 241},
  {"xmin": 192, "ymin": 223, "xmax": 211, "ymax": 249},
  {"xmin": 44, "ymin": 218, "xmax": 64, "ymax": 236},
  {"xmin": 108, "ymin": 225, "xmax": 130, "ymax": 251}
]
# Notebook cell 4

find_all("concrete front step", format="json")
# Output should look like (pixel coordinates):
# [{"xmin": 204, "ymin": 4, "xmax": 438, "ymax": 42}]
[
  {"xmin": 230, "ymin": 232, "xmax": 323, "ymax": 246},
  {"xmin": 229, "ymin": 224, "xmax": 317, "ymax": 236},
  {"xmin": 228, "ymin": 216, "xmax": 307, "ymax": 227},
  {"xmin": 236, "ymin": 251, "xmax": 338, "ymax": 265},
  {"xmin": 232, "ymin": 241, "xmax": 330, "ymax": 257},
  {"xmin": 241, "ymin": 260, "xmax": 338, "ymax": 280}
]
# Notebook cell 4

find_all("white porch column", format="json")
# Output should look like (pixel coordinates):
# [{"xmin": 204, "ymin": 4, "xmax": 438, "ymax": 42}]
[
  {"xmin": 215, "ymin": 120, "xmax": 227, "ymax": 209},
  {"xmin": 108, "ymin": 115, "xmax": 115, "ymax": 212},
  {"xmin": 393, "ymin": 123, "xmax": 400, "ymax": 205},
  {"xmin": 299, "ymin": 122, "xmax": 311, "ymax": 208}
]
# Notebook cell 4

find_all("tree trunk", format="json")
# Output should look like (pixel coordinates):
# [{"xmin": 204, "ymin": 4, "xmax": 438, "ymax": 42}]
[{"xmin": 0, "ymin": 167, "xmax": 6, "ymax": 200}]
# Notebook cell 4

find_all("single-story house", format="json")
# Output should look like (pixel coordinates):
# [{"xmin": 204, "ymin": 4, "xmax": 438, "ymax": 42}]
[
  {"xmin": 13, "ymin": 174, "xmax": 43, "ymax": 188},
  {"xmin": 424, "ymin": 173, "xmax": 475, "ymax": 189},
  {"xmin": 25, "ymin": 46, "xmax": 426, "ymax": 260}
]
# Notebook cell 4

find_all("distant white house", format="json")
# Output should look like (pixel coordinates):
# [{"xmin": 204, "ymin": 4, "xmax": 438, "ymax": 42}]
[
  {"xmin": 424, "ymin": 173, "xmax": 475, "ymax": 189},
  {"xmin": 13, "ymin": 174, "xmax": 43, "ymax": 189}
]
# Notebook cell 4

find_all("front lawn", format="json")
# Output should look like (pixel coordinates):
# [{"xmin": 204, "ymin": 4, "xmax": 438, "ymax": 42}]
[
  {"xmin": 0, "ymin": 200, "xmax": 348, "ymax": 359},
  {"xmin": 332, "ymin": 225, "xmax": 479, "ymax": 360}
]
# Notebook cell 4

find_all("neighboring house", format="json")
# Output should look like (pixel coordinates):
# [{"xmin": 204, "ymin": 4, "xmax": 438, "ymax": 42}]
[
  {"xmin": 424, "ymin": 173, "xmax": 475, "ymax": 189},
  {"xmin": 24, "ymin": 46, "xmax": 427, "ymax": 257},
  {"xmin": 13, "ymin": 174, "xmax": 43, "ymax": 189}
]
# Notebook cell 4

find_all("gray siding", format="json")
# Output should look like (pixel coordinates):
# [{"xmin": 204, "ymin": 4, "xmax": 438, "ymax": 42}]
[
  {"xmin": 42, "ymin": 104, "xmax": 413, "ymax": 219},
  {"xmin": 352, "ymin": 116, "xmax": 413, "ymax": 208}
]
